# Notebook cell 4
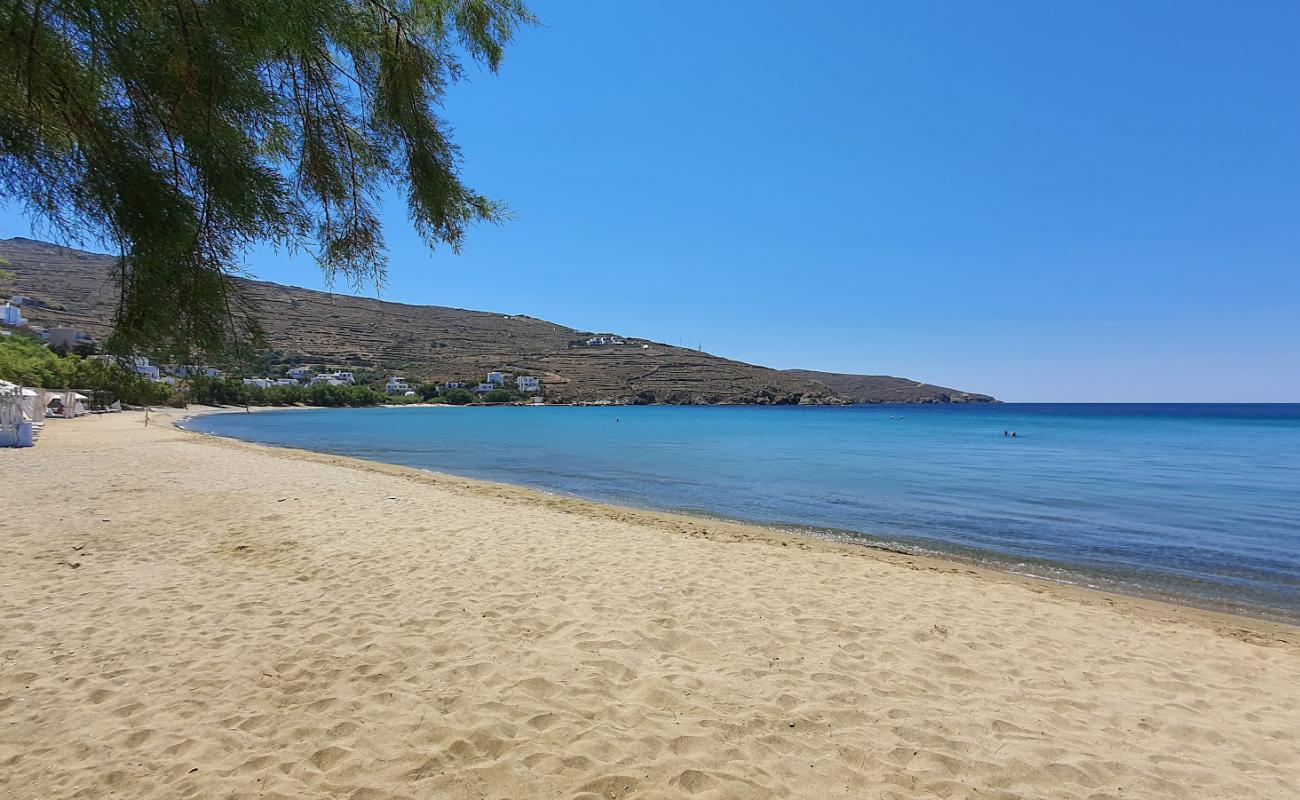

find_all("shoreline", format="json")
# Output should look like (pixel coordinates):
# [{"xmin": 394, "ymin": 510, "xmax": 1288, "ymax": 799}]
[
  {"xmin": 176, "ymin": 404, "xmax": 1300, "ymax": 642},
  {"xmin": 5, "ymin": 407, "xmax": 1299, "ymax": 798},
  {"xmin": 178, "ymin": 404, "xmax": 1300, "ymax": 635}
]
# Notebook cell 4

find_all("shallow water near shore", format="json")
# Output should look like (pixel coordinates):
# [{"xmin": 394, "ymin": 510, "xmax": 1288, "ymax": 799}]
[{"xmin": 186, "ymin": 403, "xmax": 1300, "ymax": 620}]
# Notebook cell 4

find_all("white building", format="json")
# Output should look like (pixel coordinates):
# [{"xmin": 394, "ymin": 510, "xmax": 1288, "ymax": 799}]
[
  {"xmin": 440, "ymin": 381, "xmax": 465, "ymax": 390},
  {"xmin": 0, "ymin": 303, "xmax": 26, "ymax": 327},
  {"xmin": 385, "ymin": 376, "xmax": 411, "ymax": 394},
  {"xmin": 9, "ymin": 294, "xmax": 28, "ymax": 306},
  {"xmin": 275, "ymin": 378, "xmax": 299, "ymax": 386},
  {"xmin": 486, "ymin": 371, "xmax": 506, "ymax": 385},
  {"xmin": 243, "ymin": 378, "xmax": 274, "ymax": 389},
  {"xmin": 169, "ymin": 365, "xmax": 220, "ymax": 379},
  {"xmin": 311, "ymin": 371, "xmax": 355, "ymax": 386},
  {"xmin": 585, "ymin": 336, "xmax": 625, "ymax": 347},
  {"xmin": 287, "ymin": 366, "xmax": 312, "ymax": 380},
  {"xmin": 131, "ymin": 357, "xmax": 160, "ymax": 381},
  {"xmin": 474, "ymin": 383, "xmax": 496, "ymax": 394},
  {"xmin": 516, "ymin": 376, "xmax": 540, "ymax": 393}
]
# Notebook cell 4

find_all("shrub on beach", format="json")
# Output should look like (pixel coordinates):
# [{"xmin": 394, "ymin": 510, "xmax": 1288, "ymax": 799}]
[
  {"xmin": 185, "ymin": 376, "xmax": 386, "ymax": 408},
  {"xmin": 0, "ymin": 334, "xmax": 177, "ymax": 407},
  {"xmin": 440, "ymin": 388, "xmax": 476, "ymax": 405}
]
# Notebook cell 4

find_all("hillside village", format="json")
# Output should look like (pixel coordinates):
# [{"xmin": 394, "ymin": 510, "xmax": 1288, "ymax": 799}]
[
  {"xmin": 4, "ymin": 293, "xmax": 547, "ymax": 406},
  {"xmin": 4, "ymin": 293, "xmax": 550, "ymax": 413},
  {"xmin": 1, "ymin": 237, "xmax": 996, "ymax": 408}
]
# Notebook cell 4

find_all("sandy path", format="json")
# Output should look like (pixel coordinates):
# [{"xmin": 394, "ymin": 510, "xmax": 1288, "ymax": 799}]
[{"xmin": 1, "ymin": 410, "xmax": 1297, "ymax": 799}]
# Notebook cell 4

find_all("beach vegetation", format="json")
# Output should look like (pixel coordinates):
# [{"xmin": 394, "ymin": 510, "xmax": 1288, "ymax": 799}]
[
  {"xmin": 440, "ymin": 388, "xmax": 476, "ymax": 405},
  {"xmin": 185, "ymin": 375, "xmax": 388, "ymax": 407},
  {"xmin": 482, "ymin": 388, "xmax": 520, "ymax": 404},
  {"xmin": 0, "ymin": 0, "xmax": 535, "ymax": 364},
  {"xmin": 0, "ymin": 333, "xmax": 179, "ymax": 406}
]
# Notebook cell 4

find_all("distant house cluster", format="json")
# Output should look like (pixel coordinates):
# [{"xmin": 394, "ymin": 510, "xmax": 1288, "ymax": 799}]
[
  {"xmin": 3, "ymin": 300, "xmax": 547, "ymax": 405},
  {"xmin": 79, "ymin": 355, "xmax": 214, "ymax": 386},
  {"xmin": 310, "ymin": 370, "xmax": 354, "ymax": 386},
  {"xmin": 584, "ymin": 335, "xmax": 626, "ymax": 347},
  {"xmin": 2, "ymin": 295, "xmax": 108, "ymax": 357},
  {"xmin": 432, "ymin": 371, "xmax": 542, "ymax": 399},
  {"xmin": 235, "ymin": 369, "xmax": 356, "ymax": 388},
  {"xmin": 1, "ymin": 296, "xmax": 94, "ymax": 352}
]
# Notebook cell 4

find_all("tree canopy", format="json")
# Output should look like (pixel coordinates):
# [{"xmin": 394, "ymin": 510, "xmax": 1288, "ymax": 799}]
[{"xmin": 1, "ymin": 0, "xmax": 534, "ymax": 360}]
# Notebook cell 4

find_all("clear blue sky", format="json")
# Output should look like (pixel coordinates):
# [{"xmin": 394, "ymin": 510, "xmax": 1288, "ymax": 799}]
[{"xmin": 3, "ymin": 1, "xmax": 1297, "ymax": 401}]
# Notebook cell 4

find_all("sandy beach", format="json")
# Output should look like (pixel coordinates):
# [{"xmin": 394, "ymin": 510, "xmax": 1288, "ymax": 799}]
[{"xmin": 2, "ymin": 409, "xmax": 1298, "ymax": 799}]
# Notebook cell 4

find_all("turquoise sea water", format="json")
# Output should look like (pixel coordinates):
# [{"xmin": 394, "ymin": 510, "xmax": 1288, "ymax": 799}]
[{"xmin": 186, "ymin": 404, "xmax": 1300, "ymax": 620}]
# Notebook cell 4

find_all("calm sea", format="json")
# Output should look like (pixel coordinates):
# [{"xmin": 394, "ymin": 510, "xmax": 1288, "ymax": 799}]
[{"xmin": 185, "ymin": 404, "xmax": 1300, "ymax": 621}]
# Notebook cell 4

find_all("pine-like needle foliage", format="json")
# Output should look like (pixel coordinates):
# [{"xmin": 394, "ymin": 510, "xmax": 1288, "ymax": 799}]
[{"xmin": 0, "ymin": 0, "xmax": 534, "ymax": 361}]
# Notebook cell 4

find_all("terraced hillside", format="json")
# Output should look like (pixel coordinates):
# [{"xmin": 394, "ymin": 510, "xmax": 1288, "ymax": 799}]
[{"xmin": 1, "ymin": 238, "xmax": 841, "ymax": 404}]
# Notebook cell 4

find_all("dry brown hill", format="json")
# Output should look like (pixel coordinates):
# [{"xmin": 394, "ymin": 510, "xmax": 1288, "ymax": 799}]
[
  {"xmin": 783, "ymin": 369, "xmax": 996, "ymax": 404},
  {"xmin": 1, "ymin": 237, "xmax": 844, "ymax": 404}
]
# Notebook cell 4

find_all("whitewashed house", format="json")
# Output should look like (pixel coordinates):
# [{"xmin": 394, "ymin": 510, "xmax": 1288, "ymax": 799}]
[
  {"xmin": 385, "ymin": 376, "xmax": 411, "ymax": 393},
  {"xmin": 243, "ymin": 377, "xmax": 274, "ymax": 389},
  {"xmin": 311, "ymin": 371, "xmax": 355, "ymax": 386},
  {"xmin": 474, "ymin": 383, "xmax": 496, "ymax": 394},
  {"xmin": 486, "ymin": 371, "xmax": 506, "ymax": 385},
  {"xmin": 287, "ymin": 366, "xmax": 312, "ymax": 380},
  {"xmin": 9, "ymin": 294, "xmax": 28, "ymax": 306},
  {"xmin": 0, "ymin": 303, "xmax": 26, "ymax": 327},
  {"xmin": 275, "ymin": 378, "xmax": 299, "ymax": 386},
  {"xmin": 131, "ymin": 357, "xmax": 160, "ymax": 381},
  {"xmin": 516, "ymin": 376, "xmax": 540, "ymax": 393}
]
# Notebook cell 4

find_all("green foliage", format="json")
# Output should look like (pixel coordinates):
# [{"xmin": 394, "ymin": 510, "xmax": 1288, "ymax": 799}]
[
  {"xmin": 0, "ymin": 333, "xmax": 177, "ymax": 406},
  {"xmin": 187, "ymin": 375, "xmax": 386, "ymax": 407},
  {"xmin": 482, "ymin": 387, "xmax": 518, "ymax": 403},
  {"xmin": 185, "ymin": 375, "xmax": 250, "ymax": 406},
  {"xmin": 439, "ymin": 387, "xmax": 475, "ymax": 405},
  {"xmin": 415, "ymin": 382, "xmax": 442, "ymax": 400},
  {"xmin": 0, "ymin": 0, "xmax": 535, "ymax": 363}
]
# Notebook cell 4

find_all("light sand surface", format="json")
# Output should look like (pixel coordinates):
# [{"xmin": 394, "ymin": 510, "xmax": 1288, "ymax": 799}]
[{"xmin": 2, "ymin": 409, "xmax": 1298, "ymax": 800}]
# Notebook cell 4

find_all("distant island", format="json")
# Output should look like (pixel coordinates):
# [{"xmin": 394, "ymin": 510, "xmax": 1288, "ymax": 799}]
[{"xmin": 1, "ymin": 237, "xmax": 994, "ymax": 405}]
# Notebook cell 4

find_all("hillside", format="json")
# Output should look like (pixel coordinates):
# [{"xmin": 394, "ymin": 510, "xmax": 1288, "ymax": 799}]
[
  {"xmin": 783, "ymin": 369, "xmax": 996, "ymax": 404},
  {"xmin": 2, "ymin": 237, "xmax": 844, "ymax": 404}
]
